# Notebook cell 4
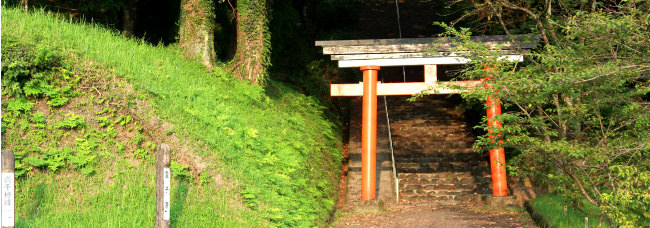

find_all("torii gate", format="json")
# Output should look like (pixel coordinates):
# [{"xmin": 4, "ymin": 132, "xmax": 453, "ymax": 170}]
[{"xmin": 316, "ymin": 35, "xmax": 536, "ymax": 201}]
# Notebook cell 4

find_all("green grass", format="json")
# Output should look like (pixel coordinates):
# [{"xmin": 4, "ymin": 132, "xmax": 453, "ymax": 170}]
[
  {"xmin": 529, "ymin": 194, "xmax": 612, "ymax": 228},
  {"xmin": 2, "ymin": 6, "xmax": 342, "ymax": 227}
]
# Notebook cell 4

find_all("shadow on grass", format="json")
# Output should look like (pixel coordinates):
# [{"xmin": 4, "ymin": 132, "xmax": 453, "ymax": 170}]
[{"xmin": 170, "ymin": 181, "xmax": 189, "ymax": 227}]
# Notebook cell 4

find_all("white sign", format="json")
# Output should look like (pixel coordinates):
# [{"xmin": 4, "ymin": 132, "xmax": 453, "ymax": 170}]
[
  {"xmin": 163, "ymin": 167, "xmax": 170, "ymax": 221},
  {"xmin": 1, "ymin": 172, "xmax": 14, "ymax": 227}
]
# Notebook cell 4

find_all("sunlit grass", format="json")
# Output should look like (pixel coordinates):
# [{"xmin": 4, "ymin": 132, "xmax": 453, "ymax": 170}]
[
  {"xmin": 2, "ymin": 6, "xmax": 341, "ymax": 227},
  {"xmin": 529, "ymin": 194, "xmax": 611, "ymax": 228}
]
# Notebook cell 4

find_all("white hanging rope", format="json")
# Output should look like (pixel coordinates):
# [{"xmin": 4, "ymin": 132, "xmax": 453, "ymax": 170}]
[{"xmin": 383, "ymin": 93, "xmax": 399, "ymax": 202}]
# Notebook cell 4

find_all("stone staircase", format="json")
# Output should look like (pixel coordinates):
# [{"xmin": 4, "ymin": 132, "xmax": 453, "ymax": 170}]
[{"xmin": 386, "ymin": 95, "xmax": 492, "ymax": 201}]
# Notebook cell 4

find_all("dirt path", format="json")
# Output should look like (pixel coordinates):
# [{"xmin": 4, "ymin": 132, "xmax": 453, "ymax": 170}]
[{"xmin": 333, "ymin": 200, "xmax": 537, "ymax": 228}]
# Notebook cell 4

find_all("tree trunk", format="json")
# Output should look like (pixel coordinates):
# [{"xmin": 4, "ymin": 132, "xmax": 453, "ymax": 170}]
[
  {"xmin": 122, "ymin": 0, "xmax": 139, "ymax": 37},
  {"xmin": 21, "ymin": 0, "xmax": 28, "ymax": 13},
  {"xmin": 229, "ymin": 0, "xmax": 271, "ymax": 85},
  {"xmin": 179, "ymin": 0, "xmax": 217, "ymax": 70}
]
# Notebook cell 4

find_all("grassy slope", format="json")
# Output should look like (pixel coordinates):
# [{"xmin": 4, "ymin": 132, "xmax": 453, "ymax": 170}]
[{"xmin": 2, "ymin": 7, "xmax": 342, "ymax": 227}]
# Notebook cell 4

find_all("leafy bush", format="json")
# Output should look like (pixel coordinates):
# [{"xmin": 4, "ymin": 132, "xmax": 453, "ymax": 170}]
[
  {"xmin": 437, "ymin": 1, "xmax": 650, "ymax": 226},
  {"xmin": 1, "ymin": 37, "xmax": 77, "ymax": 108}
]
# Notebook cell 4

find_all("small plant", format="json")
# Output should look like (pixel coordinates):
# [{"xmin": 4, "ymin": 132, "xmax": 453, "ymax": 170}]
[
  {"xmin": 171, "ymin": 161, "xmax": 192, "ymax": 181},
  {"xmin": 199, "ymin": 171, "xmax": 211, "ymax": 185},
  {"xmin": 55, "ymin": 113, "xmax": 86, "ymax": 129},
  {"xmin": 133, "ymin": 148, "xmax": 148, "ymax": 160},
  {"xmin": 69, "ymin": 138, "xmax": 97, "ymax": 176},
  {"xmin": 113, "ymin": 115, "xmax": 132, "ymax": 126},
  {"xmin": 96, "ymin": 116, "xmax": 111, "ymax": 127},
  {"xmin": 130, "ymin": 131, "xmax": 144, "ymax": 145}
]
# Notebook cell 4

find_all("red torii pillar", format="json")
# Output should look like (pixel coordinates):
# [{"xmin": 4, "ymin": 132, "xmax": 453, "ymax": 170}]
[
  {"xmin": 485, "ymin": 66, "xmax": 508, "ymax": 196},
  {"xmin": 360, "ymin": 65, "xmax": 379, "ymax": 200}
]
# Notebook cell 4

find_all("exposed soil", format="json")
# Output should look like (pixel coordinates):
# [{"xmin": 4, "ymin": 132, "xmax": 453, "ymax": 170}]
[{"xmin": 334, "ymin": 200, "xmax": 537, "ymax": 228}]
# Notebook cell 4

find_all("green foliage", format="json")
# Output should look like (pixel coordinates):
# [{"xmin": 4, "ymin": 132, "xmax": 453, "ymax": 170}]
[
  {"xmin": 601, "ymin": 166, "xmax": 650, "ymax": 226},
  {"xmin": 438, "ymin": 1, "xmax": 650, "ymax": 226},
  {"xmin": 529, "ymin": 194, "xmax": 611, "ymax": 228},
  {"xmin": 3, "ymin": 6, "xmax": 342, "ymax": 227},
  {"xmin": 15, "ymin": 0, "xmax": 127, "ymax": 30},
  {"xmin": 170, "ymin": 160, "xmax": 192, "ymax": 181},
  {"xmin": 55, "ymin": 113, "xmax": 86, "ymax": 129},
  {"xmin": 1, "ymin": 38, "xmax": 77, "ymax": 108},
  {"xmin": 3, "ymin": 97, "xmax": 34, "ymax": 113},
  {"xmin": 70, "ymin": 138, "xmax": 98, "ymax": 176},
  {"xmin": 24, "ymin": 149, "xmax": 68, "ymax": 172},
  {"xmin": 96, "ymin": 116, "xmax": 111, "ymax": 127}
]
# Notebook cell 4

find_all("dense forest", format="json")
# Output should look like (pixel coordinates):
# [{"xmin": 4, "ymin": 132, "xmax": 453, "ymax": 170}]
[{"xmin": 2, "ymin": 0, "xmax": 649, "ymax": 227}]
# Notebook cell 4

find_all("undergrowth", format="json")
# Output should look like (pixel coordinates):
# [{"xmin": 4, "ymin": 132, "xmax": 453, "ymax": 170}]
[
  {"xmin": 2, "ymin": 6, "xmax": 342, "ymax": 227},
  {"xmin": 529, "ymin": 194, "xmax": 612, "ymax": 228}
]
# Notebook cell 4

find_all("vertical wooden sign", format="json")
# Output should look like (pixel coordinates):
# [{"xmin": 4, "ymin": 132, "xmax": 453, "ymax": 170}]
[
  {"xmin": 1, "ymin": 150, "xmax": 15, "ymax": 228},
  {"xmin": 156, "ymin": 144, "xmax": 171, "ymax": 228},
  {"xmin": 163, "ymin": 167, "xmax": 170, "ymax": 220}
]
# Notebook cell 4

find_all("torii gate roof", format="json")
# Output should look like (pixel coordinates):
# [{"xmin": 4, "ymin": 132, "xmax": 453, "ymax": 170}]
[
  {"xmin": 315, "ymin": 35, "xmax": 539, "ymax": 96},
  {"xmin": 316, "ymin": 35, "xmax": 538, "ymax": 68}
]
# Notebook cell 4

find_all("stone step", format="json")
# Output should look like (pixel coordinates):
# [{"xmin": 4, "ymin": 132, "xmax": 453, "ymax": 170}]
[
  {"xmin": 393, "ymin": 144, "xmax": 475, "ymax": 152},
  {"xmin": 400, "ymin": 178, "xmax": 490, "ymax": 188},
  {"xmin": 394, "ymin": 152, "xmax": 485, "ymax": 160},
  {"xmin": 391, "ymin": 125, "xmax": 468, "ymax": 131},
  {"xmin": 398, "ymin": 171, "xmax": 493, "ymax": 201},
  {"xmin": 391, "ymin": 137, "xmax": 475, "ymax": 144},
  {"xmin": 398, "ymin": 172, "xmax": 491, "ymax": 182},
  {"xmin": 383, "ymin": 96, "xmax": 493, "ymax": 201},
  {"xmin": 400, "ymin": 195, "xmax": 473, "ymax": 201},
  {"xmin": 395, "ymin": 163, "xmax": 488, "ymax": 172}
]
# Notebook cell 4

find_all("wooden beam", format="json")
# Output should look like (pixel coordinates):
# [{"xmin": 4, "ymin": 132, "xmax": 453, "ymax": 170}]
[
  {"xmin": 424, "ymin": 65, "xmax": 437, "ymax": 83},
  {"xmin": 330, "ymin": 50, "xmax": 522, "ymax": 60},
  {"xmin": 337, "ymin": 55, "xmax": 523, "ymax": 68},
  {"xmin": 315, "ymin": 34, "xmax": 540, "ymax": 46},
  {"xmin": 322, "ymin": 42, "xmax": 536, "ymax": 55},
  {"xmin": 330, "ymin": 81, "xmax": 482, "ymax": 96}
]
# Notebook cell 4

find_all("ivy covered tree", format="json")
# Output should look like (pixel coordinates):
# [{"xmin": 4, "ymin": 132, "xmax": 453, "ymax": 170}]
[
  {"xmin": 178, "ymin": 0, "xmax": 217, "ymax": 70},
  {"xmin": 228, "ymin": 0, "xmax": 272, "ymax": 85},
  {"xmin": 443, "ymin": 0, "xmax": 650, "ymax": 226}
]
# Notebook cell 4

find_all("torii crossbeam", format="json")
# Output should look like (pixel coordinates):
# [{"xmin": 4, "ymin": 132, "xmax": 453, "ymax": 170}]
[{"xmin": 316, "ymin": 35, "xmax": 538, "ymax": 201}]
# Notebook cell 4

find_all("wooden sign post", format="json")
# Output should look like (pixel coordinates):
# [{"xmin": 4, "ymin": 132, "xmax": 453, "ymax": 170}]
[
  {"xmin": 317, "ymin": 35, "xmax": 538, "ymax": 200},
  {"xmin": 1, "ymin": 150, "xmax": 15, "ymax": 228},
  {"xmin": 156, "ymin": 144, "xmax": 171, "ymax": 228}
]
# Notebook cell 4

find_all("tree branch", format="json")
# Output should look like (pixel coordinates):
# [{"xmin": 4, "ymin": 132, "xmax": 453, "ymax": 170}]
[{"xmin": 497, "ymin": 0, "xmax": 550, "ymax": 46}]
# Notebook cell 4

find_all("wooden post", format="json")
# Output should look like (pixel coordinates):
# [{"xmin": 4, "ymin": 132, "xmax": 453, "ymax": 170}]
[
  {"xmin": 424, "ymin": 65, "xmax": 437, "ymax": 83},
  {"xmin": 156, "ymin": 144, "xmax": 171, "ymax": 228},
  {"xmin": 1, "ymin": 150, "xmax": 15, "ymax": 228},
  {"xmin": 361, "ymin": 65, "xmax": 380, "ymax": 201}
]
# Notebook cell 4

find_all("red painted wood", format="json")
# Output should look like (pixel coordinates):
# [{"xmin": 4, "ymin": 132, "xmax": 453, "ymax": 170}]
[
  {"xmin": 361, "ymin": 65, "xmax": 379, "ymax": 201},
  {"xmin": 485, "ymin": 67, "xmax": 508, "ymax": 197}
]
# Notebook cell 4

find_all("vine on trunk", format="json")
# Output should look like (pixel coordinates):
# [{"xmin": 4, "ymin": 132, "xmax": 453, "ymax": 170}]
[{"xmin": 229, "ymin": 0, "xmax": 272, "ymax": 86}]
